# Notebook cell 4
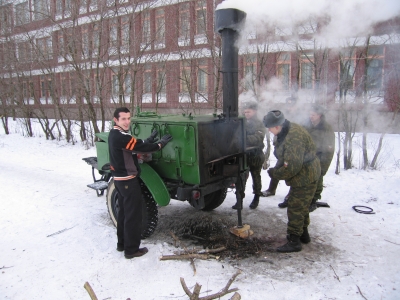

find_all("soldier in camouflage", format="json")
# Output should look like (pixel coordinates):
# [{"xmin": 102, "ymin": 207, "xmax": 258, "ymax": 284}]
[
  {"xmin": 305, "ymin": 105, "xmax": 335, "ymax": 211},
  {"xmin": 232, "ymin": 100, "xmax": 266, "ymax": 209},
  {"xmin": 263, "ymin": 110, "xmax": 321, "ymax": 253}
]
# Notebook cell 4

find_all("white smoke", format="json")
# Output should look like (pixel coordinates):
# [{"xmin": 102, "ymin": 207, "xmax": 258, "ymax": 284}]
[{"xmin": 217, "ymin": 0, "xmax": 400, "ymax": 40}]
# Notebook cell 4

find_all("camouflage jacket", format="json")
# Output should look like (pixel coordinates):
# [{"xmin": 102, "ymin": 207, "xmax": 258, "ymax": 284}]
[
  {"xmin": 245, "ymin": 116, "xmax": 266, "ymax": 156},
  {"xmin": 272, "ymin": 121, "xmax": 321, "ymax": 187},
  {"xmin": 304, "ymin": 117, "xmax": 335, "ymax": 176}
]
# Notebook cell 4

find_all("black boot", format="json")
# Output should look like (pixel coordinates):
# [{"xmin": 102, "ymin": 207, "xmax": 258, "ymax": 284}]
[
  {"xmin": 278, "ymin": 194, "xmax": 290, "ymax": 208},
  {"xmin": 232, "ymin": 200, "xmax": 243, "ymax": 210},
  {"xmin": 249, "ymin": 195, "xmax": 260, "ymax": 209},
  {"xmin": 277, "ymin": 234, "xmax": 302, "ymax": 253},
  {"xmin": 309, "ymin": 200, "xmax": 318, "ymax": 212},
  {"xmin": 261, "ymin": 189, "xmax": 275, "ymax": 197},
  {"xmin": 300, "ymin": 227, "xmax": 311, "ymax": 244}
]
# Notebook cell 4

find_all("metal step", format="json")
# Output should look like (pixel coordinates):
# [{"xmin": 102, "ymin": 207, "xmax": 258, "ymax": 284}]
[
  {"xmin": 82, "ymin": 157, "xmax": 98, "ymax": 169},
  {"xmin": 87, "ymin": 181, "xmax": 108, "ymax": 191}
]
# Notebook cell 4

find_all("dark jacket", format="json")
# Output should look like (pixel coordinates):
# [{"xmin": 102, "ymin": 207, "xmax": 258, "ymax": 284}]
[
  {"xmin": 272, "ymin": 121, "xmax": 321, "ymax": 187},
  {"xmin": 245, "ymin": 116, "xmax": 266, "ymax": 156},
  {"xmin": 108, "ymin": 125, "xmax": 160, "ymax": 181},
  {"xmin": 304, "ymin": 116, "xmax": 335, "ymax": 176}
]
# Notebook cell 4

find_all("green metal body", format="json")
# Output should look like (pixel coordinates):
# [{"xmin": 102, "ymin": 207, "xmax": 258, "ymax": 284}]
[{"xmin": 94, "ymin": 112, "xmax": 247, "ymax": 208}]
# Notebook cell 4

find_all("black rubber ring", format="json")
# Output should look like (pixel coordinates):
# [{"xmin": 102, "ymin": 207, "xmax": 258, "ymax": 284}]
[{"xmin": 352, "ymin": 205, "xmax": 375, "ymax": 214}]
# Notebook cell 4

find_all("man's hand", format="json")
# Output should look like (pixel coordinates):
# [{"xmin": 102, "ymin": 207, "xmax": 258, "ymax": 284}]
[
  {"xmin": 145, "ymin": 130, "xmax": 158, "ymax": 143},
  {"xmin": 267, "ymin": 168, "xmax": 275, "ymax": 178},
  {"xmin": 158, "ymin": 134, "xmax": 173, "ymax": 147}
]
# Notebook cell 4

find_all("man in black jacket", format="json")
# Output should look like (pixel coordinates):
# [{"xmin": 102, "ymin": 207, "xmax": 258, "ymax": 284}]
[{"xmin": 108, "ymin": 107, "xmax": 172, "ymax": 259}]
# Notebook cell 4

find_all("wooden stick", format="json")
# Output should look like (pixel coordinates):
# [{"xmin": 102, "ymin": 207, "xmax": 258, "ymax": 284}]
[
  {"xmin": 180, "ymin": 277, "xmax": 193, "ymax": 297},
  {"xmin": 199, "ymin": 288, "xmax": 239, "ymax": 300},
  {"xmin": 170, "ymin": 231, "xmax": 180, "ymax": 248},
  {"xmin": 0, "ymin": 265, "xmax": 13, "ymax": 270},
  {"xmin": 190, "ymin": 258, "xmax": 197, "ymax": 275},
  {"xmin": 230, "ymin": 292, "xmax": 241, "ymax": 300},
  {"xmin": 356, "ymin": 285, "xmax": 368, "ymax": 300},
  {"xmin": 47, "ymin": 225, "xmax": 76, "ymax": 237},
  {"xmin": 384, "ymin": 239, "xmax": 400, "ymax": 246},
  {"xmin": 191, "ymin": 283, "xmax": 202, "ymax": 300},
  {"xmin": 160, "ymin": 254, "xmax": 215, "ymax": 260},
  {"xmin": 330, "ymin": 265, "xmax": 340, "ymax": 282},
  {"xmin": 83, "ymin": 282, "xmax": 98, "ymax": 300},
  {"xmin": 180, "ymin": 271, "xmax": 241, "ymax": 300},
  {"xmin": 198, "ymin": 247, "xmax": 226, "ymax": 254}
]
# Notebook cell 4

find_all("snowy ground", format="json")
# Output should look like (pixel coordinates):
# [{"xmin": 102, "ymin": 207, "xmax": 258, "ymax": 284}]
[{"xmin": 1, "ymin": 120, "xmax": 400, "ymax": 300}]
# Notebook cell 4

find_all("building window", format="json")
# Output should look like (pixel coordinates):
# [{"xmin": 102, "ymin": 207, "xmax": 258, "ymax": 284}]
[
  {"xmin": 40, "ymin": 76, "xmax": 52, "ymax": 101},
  {"xmin": 15, "ymin": 2, "xmax": 30, "ymax": 26},
  {"xmin": 55, "ymin": 0, "xmax": 62, "ymax": 15},
  {"xmin": 244, "ymin": 55, "xmax": 256, "ymax": 91},
  {"xmin": 82, "ymin": 26, "xmax": 90, "ymax": 57},
  {"xmin": 33, "ymin": 0, "xmax": 49, "ymax": 21},
  {"xmin": 156, "ymin": 65, "xmax": 166, "ymax": 94},
  {"xmin": 0, "ymin": 5, "xmax": 11, "ymax": 33},
  {"xmin": 143, "ymin": 64, "xmax": 152, "ymax": 94},
  {"xmin": 92, "ymin": 24, "xmax": 100, "ymax": 56},
  {"xmin": 80, "ymin": 0, "xmax": 88, "ymax": 12},
  {"xmin": 58, "ymin": 32, "xmax": 65, "ymax": 57},
  {"xmin": 60, "ymin": 75, "xmax": 70, "ymax": 97},
  {"xmin": 142, "ymin": 11, "xmax": 151, "ymax": 45},
  {"xmin": 180, "ymin": 61, "xmax": 191, "ymax": 93},
  {"xmin": 121, "ymin": 16, "xmax": 130, "ymax": 48},
  {"xmin": 197, "ymin": 59, "xmax": 208, "ymax": 93},
  {"xmin": 179, "ymin": 3, "xmax": 190, "ymax": 40},
  {"xmin": 94, "ymin": 75, "xmax": 101, "ymax": 98},
  {"xmin": 301, "ymin": 62, "xmax": 313, "ymax": 89},
  {"xmin": 65, "ymin": 29, "xmax": 77, "ymax": 57},
  {"xmin": 277, "ymin": 64, "xmax": 290, "ymax": 90},
  {"xmin": 124, "ymin": 73, "xmax": 131, "ymax": 95},
  {"xmin": 37, "ymin": 37, "xmax": 53, "ymax": 60},
  {"xmin": 112, "ymin": 73, "xmax": 119, "ymax": 96},
  {"xmin": 339, "ymin": 49, "xmax": 355, "ymax": 90},
  {"xmin": 18, "ymin": 42, "xmax": 32, "ymax": 62},
  {"xmin": 89, "ymin": 0, "xmax": 97, "ymax": 9},
  {"xmin": 155, "ymin": 8, "xmax": 165, "ymax": 45},
  {"xmin": 366, "ymin": 59, "xmax": 383, "ymax": 90},
  {"xmin": 277, "ymin": 53, "xmax": 290, "ymax": 90},
  {"xmin": 366, "ymin": 46, "xmax": 384, "ymax": 90},
  {"xmin": 196, "ymin": 0, "xmax": 206, "ymax": 35},
  {"xmin": 109, "ymin": 18, "xmax": 119, "ymax": 48},
  {"xmin": 56, "ymin": 0, "xmax": 72, "ymax": 15},
  {"xmin": 106, "ymin": 0, "xmax": 115, "ymax": 7}
]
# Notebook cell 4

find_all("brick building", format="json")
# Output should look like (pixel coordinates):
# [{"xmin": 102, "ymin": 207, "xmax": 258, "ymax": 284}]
[{"xmin": 0, "ymin": 0, "xmax": 399, "ymax": 126}]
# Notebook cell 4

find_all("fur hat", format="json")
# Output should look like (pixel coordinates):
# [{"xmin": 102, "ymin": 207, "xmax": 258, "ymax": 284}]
[
  {"xmin": 263, "ymin": 110, "xmax": 285, "ymax": 128},
  {"xmin": 242, "ymin": 100, "xmax": 258, "ymax": 110},
  {"xmin": 311, "ymin": 104, "xmax": 325, "ymax": 116}
]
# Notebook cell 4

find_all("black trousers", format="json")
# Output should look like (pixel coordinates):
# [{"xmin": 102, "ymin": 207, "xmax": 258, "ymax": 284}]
[{"xmin": 114, "ymin": 178, "xmax": 143, "ymax": 255}]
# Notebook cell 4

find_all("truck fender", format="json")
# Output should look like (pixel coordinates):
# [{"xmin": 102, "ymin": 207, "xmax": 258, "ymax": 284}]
[{"xmin": 140, "ymin": 163, "xmax": 170, "ymax": 206}]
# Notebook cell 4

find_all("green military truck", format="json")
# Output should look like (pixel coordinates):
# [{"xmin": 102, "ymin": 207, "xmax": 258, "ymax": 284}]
[{"xmin": 83, "ymin": 8, "xmax": 248, "ymax": 238}]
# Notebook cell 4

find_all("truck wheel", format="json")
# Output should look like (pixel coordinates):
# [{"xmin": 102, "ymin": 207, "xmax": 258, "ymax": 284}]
[
  {"xmin": 201, "ymin": 188, "xmax": 227, "ymax": 211},
  {"xmin": 106, "ymin": 178, "xmax": 158, "ymax": 239}
]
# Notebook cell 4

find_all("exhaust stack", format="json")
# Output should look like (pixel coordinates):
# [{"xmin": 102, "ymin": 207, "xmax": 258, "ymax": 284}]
[{"xmin": 215, "ymin": 8, "xmax": 246, "ymax": 119}]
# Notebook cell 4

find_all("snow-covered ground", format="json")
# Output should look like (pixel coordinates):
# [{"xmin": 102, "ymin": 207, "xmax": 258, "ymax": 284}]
[{"xmin": 1, "ymin": 120, "xmax": 399, "ymax": 300}]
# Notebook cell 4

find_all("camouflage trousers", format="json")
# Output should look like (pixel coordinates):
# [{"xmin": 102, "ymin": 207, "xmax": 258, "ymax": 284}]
[
  {"xmin": 312, "ymin": 175, "xmax": 324, "ymax": 202},
  {"xmin": 287, "ymin": 181, "xmax": 318, "ymax": 236},
  {"xmin": 246, "ymin": 151, "xmax": 265, "ymax": 196}
]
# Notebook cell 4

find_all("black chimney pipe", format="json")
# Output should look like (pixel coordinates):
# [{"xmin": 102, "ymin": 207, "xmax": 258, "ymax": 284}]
[{"xmin": 215, "ymin": 8, "xmax": 246, "ymax": 119}]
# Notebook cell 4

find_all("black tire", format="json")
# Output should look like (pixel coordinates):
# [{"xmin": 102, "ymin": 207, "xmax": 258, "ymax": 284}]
[
  {"xmin": 201, "ymin": 188, "xmax": 227, "ymax": 211},
  {"xmin": 106, "ymin": 178, "xmax": 158, "ymax": 239}
]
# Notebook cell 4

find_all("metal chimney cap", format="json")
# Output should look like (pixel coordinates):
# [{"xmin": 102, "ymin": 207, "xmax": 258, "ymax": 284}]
[{"xmin": 215, "ymin": 8, "xmax": 246, "ymax": 33}]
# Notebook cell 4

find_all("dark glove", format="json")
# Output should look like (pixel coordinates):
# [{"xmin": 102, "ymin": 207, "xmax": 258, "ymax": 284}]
[
  {"xmin": 159, "ymin": 134, "xmax": 173, "ymax": 147},
  {"xmin": 267, "ymin": 168, "xmax": 275, "ymax": 178},
  {"xmin": 145, "ymin": 130, "xmax": 158, "ymax": 143}
]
